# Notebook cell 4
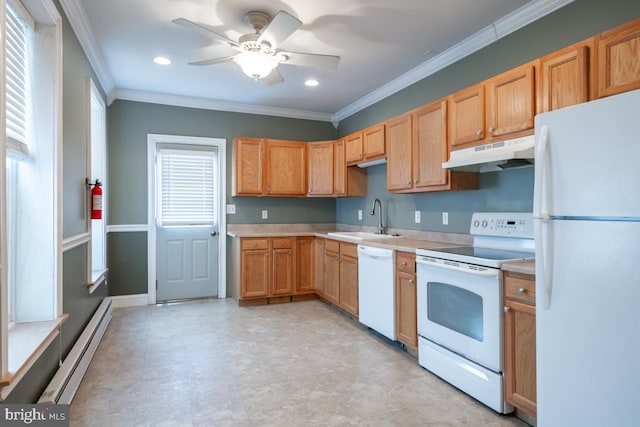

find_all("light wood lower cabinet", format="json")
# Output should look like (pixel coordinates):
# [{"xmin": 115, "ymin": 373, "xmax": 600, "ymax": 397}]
[
  {"xmin": 503, "ymin": 271, "xmax": 537, "ymax": 417},
  {"xmin": 295, "ymin": 237, "xmax": 314, "ymax": 294},
  {"xmin": 396, "ymin": 252, "xmax": 417, "ymax": 350},
  {"xmin": 338, "ymin": 243, "xmax": 358, "ymax": 316},
  {"xmin": 323, "ymin": 240, "xmax": 340, "ymax": 305},
  {"xmin": 323, "ymin": 239, "xmax": 358, "ymax": 316},
  {"xmin": 236, "ymin": 237, "xmax": 302, "ymax": 303}
]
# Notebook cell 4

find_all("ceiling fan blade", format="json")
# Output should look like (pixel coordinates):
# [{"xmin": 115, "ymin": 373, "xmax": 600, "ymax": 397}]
[
  {"xmin": 189, "ymin": 56, "xmax": 235, "ymax": 66},
  {"xmin": 172, "ymin": 18, "xmax": 239, "ymax": 49},
  {"xmin": 281, "ymin": 52, "xmax": 340, "ymax": 69},
  {"xmin": 257, "ymin": 11, "xmax": 302, "ymax": 48},
  {"xmin": 265, "ymin": 68, "xmax": 284, "ymax": 85}
]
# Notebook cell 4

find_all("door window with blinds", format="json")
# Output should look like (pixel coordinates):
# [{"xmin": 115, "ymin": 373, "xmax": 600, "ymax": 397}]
[{"xmin": 157, "ymin": 146, "xmax": 217, "ymax": 227}]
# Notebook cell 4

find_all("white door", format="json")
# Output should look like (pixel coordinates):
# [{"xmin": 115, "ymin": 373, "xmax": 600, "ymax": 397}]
[{"xmin": 155, "ymin": 145, "xmax": 219, "ymax": 301}]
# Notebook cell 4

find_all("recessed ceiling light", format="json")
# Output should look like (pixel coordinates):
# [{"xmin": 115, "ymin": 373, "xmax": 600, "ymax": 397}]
[
  {"xmin": 305, "ymin": 79, "xmax": 319, "ymax": 87},
  {"xmin": 153, "ymin": 56, "xmax": 171, "ymax": 65}
]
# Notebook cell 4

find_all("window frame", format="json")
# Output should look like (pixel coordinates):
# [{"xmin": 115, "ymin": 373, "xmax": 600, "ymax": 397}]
[
  {"xmin": 87, "ymin": 77, "xmax": 107, "ymax": 292},
  {"xmin": 0, "ymin": 0, "xmax": 64, "ymax": 397}
]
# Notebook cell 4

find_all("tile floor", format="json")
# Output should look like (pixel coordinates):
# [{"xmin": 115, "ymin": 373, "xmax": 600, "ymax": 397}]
[{"xmin": 70, "ymin": 299, "xmax": 528, "ymax": 427}]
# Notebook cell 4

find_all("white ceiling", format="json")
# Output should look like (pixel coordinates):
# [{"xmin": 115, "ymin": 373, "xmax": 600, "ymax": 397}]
[{"xmin": 64, "ymin": 0, "xmax": 573, "ymax": 122}]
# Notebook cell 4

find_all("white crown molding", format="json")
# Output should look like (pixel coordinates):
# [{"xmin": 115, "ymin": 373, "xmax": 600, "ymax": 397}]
[
  {"xmin": 331, "ymin": 0, "xmax": 575, "ymax": 123},
  {"xmin": 114, "ymin": 89, "xmax": 334, "ymax": 122},
  {"xmin": 58, "ymin": 0, "xmax": 114, "ymax": 96},
  {"xmin": 61, "ymin": 0, "xmax": 573, "ymax": 125}
]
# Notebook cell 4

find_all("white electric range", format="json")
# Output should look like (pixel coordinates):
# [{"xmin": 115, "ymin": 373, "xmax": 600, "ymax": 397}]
[{"xmin": 415, "ymin": 212, "xmax": 534, "ymax": 413}]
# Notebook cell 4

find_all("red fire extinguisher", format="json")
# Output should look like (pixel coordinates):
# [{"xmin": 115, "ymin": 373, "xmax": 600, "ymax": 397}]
[{"xmin": 91, "ymin": 179, "xmax": 103, "ymax": 220}]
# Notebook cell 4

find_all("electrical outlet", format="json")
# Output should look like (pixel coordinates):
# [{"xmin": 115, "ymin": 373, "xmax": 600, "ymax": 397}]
[
  {"xmin": 226, "ymin": 204, "xmax": 236, "ymax": 214},
  {"xmin": 261, "ymin": 210, "xmax": 268, "ymax": 220},
  {"xmin": 442, "ymin": 212, "xmax": 449, "ymax": 225},
  {"xmin": 414, "ymin": 210, "xmax": 421, "ymax": 223},
  {"xmin": 358, "ymin": 210, "xmax": 363, "ymax": 220}
]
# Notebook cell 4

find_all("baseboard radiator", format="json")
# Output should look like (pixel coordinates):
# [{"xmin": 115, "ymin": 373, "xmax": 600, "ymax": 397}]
[{"xmin": 39, "ymin": 297, "xmax": 113, "ymax": 404}]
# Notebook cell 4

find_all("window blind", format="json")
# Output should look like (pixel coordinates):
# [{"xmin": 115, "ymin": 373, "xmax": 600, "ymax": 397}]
[
  {"xmin": 5, "ymin": 3, "xmax": 28, "ymax": 148},
  {"xmin": 159, "ymin": 148, "xmax": 216, "ymax": 226}
]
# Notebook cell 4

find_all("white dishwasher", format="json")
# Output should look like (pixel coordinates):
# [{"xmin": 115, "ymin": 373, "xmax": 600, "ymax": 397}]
[{"xmin": 357, "ymin": 245, "xmax": 396, "ymax": 340}]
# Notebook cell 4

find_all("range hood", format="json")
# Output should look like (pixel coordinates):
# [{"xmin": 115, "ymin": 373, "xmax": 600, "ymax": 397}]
[
  {"xmin": 442, "ymin": 135, "xmax": 535, "ymax": 173},
  {"xmin": 357, "ymin": 158, "xmax": 386, "ymax": 168}
]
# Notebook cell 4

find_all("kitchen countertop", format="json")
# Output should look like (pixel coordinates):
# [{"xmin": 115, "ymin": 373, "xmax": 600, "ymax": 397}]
[
  {"xmin": 227, "ymin": 223, "xmax": 471, "ymax": 253},
  {"xmin": 501, "ymin": 260, "xmax": 535, "ymax": 276},
  {"xmin": 227, "ymin": 223, "xmax": 535, "ymax": 275}
]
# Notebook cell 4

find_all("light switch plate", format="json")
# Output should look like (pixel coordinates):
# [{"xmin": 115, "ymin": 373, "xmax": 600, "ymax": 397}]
[
  {"xmin": 261, "ymin": 210, "xmax": 268, "ymax": 220},
  {"xmin": 358, "ymin": 210, "xmax": 363, "ymax": 220},
  {"xmin": 415, "ymin": 210, "xmax": 421, "ymax": 223},
  {"xmin": 226, "ymin": 204, "xmax": 236, "ymax": 214},
  {"xmin": 442, "ymin": 212, "xmax": 449, "ymax": 225}
]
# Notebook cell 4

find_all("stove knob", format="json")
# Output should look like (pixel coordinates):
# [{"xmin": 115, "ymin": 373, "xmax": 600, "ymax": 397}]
[
  {"xmin": 473, "ymin": 220, "xmax": 480, "ymax": 228},
  {"xmin": 481, "ymin": 220, "xmax": 488, "ymax": 228}
]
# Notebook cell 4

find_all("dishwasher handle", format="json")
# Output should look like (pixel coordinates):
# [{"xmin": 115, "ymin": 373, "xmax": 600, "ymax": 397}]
[{"xmin": 357, "ymin": 245, "xmax": 394, "ymax": 260}]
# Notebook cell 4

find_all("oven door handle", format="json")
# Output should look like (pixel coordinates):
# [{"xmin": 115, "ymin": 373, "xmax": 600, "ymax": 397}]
[{"xmin": 416, "ymin": 258, "xmax": 499, "ymax": 278}]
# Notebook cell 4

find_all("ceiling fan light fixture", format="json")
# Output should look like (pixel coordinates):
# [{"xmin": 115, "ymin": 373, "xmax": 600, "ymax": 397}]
[{"xmin": 234, "ymin": 51, "xmax": 279, "ymax": 81}]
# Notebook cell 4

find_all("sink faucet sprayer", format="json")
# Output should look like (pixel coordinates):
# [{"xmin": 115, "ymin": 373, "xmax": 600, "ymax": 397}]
[{"xmin": 370, "ymin": 198, "xmax": 385, "ymax": 234}]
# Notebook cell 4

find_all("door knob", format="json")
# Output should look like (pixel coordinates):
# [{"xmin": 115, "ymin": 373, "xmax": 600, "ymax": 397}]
[{"xmin": 210, "ymin": 231, "xmax": 218, "ymax": 236}]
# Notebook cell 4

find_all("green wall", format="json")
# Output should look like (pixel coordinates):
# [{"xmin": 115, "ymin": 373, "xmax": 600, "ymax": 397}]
[
  {"xmin": 336, "ymin": 0, "xmax": 640, "ymax": 233},
  {"xmin": 107, "ymin": 100, "xmax": 337, "ymax": 225},
  {"xmin": 5, "ymin": 0, "xmax": 109, "ymax": 403}
]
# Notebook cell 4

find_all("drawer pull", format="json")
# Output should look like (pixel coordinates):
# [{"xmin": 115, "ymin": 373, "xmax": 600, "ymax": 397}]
[
  {"xmin": 518, "ymin": 287, "xmax": 526, "ymax": 294},
  {"xmin": 504, "ymin": 306, "xmax": 510, "ymax": 313}
]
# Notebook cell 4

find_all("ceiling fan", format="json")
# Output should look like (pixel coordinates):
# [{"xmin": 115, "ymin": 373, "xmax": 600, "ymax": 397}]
[{"xmin": 173, "ymin": 10, "xmax": 340, "ymax": 85}]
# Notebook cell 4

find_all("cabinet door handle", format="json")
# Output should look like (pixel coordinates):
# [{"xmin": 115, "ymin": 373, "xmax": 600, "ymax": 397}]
[
  {"xmin": 265, "ymin": 253, "xmax": 268, "ymax": 257},
  {"xmin": 518, "ymin": 287, "xmax": 526, "ymax": 294},
  {"xmin": 503, "ymin": 306, "xmax": 510, "ymax": 313},
  {"xmin": 401, "ymin": 261, "xmax": 407, "ymax": 266},
  {"xmin": 406, "ymin": 181, "xmax": 411, "ymax": 187},
  {"xmin": 488, "ymin": 127, "xmax": 494, "ymax": 133},
  {"xmin": 409, "ymin": 279, "xmax": 414, "ymax": 284},
  {"xmin": 476, "ymin": 130, "xmax": 482, "ymax": 136}
]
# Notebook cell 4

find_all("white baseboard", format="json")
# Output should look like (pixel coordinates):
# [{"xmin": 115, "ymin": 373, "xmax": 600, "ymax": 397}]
[{"xmin": 111, "ymin": 294, "xmax": 149, "ymax": 308}]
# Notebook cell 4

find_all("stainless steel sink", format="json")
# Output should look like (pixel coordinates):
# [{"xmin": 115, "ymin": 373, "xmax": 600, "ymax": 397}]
[{"xmin": 326, "ymin": 231, "xmax": 399, "ymax": 241}]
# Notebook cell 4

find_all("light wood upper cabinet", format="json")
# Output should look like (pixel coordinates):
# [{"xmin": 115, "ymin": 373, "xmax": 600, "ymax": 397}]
[
  {"xmin": 387, "ymin": 99, "xmax": 478, "ymax": 194},
  {"xmin": 596, "ymin": 17, "xmax": 640, "ymax": 98},
  {"xmin": 362, "ymin": 123, "xmax": 386, "ymax": 161},
  {"xmin": 264, "ymin": 139, "xmax": 307, "ymax": 196},
  {"xmin": 539, "ymin": 41, "xmax": 593, "ymax": 113},
  {"xmin": 386, "ymin": 113, "xmax": 413, "ymax": 191},
  {"xmin": 334, "ymin": 138, "xmax": 367, "ymax": 197},
  {"xmin": 485, "ymin": 63, "xmax": 536, "ymax": 138},
  {"xmin": 345, "ymin": 131, "xmax": 363, "ymax": 164},
  {"xmin": 333, "ymin": 139, "xmax": 346, "ymax": 196},
  {"xmin": 233, "ymin": 137, "xmax": 264, "ymax": 196},
  {"xmin": 345, "ymin": 123, "xmax": 386, "ymax": 165},
  {"xmin": 449, "ymin": 84, "xmax": 485, "ymax": 148},
  {"xmin": 449, "ymin": 61, "xmax": 536, "ymax": 151},
  {"xmin": 307, "ymin": 141, "xmax": 334, "ymax": 196},
  {"xmin": 413, "ymin": 100, "xmax": 450, "ymax": 189},
  {"xmin": 504, "ymin": 271, "xmax": 537, "ymax": 417}
]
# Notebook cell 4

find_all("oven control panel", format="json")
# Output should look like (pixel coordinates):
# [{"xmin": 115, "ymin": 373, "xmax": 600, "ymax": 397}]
[{"xmin": 470, "ymin": 212, "xmax": 533, "ymax": 238}]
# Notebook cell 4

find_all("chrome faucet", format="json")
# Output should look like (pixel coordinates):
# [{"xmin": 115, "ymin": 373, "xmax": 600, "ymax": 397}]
[{"xmin": 370, "ymin": 198, "xmax": 385, "ymax": 234}]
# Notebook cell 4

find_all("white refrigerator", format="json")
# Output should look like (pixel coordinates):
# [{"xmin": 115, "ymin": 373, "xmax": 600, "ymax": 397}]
[{"xmin": 534, "ymin": 88, "xmax": 640, "ymax": 426}]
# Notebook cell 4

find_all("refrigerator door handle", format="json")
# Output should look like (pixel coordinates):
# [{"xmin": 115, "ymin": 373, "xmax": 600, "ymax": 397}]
[
  {"xmin": 534, "ymin": 125, "xmax": 550, "ymax": 220},
  {"xmin": 535, "ymin": 218, "xmax": 553, "ymax": 309}
]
